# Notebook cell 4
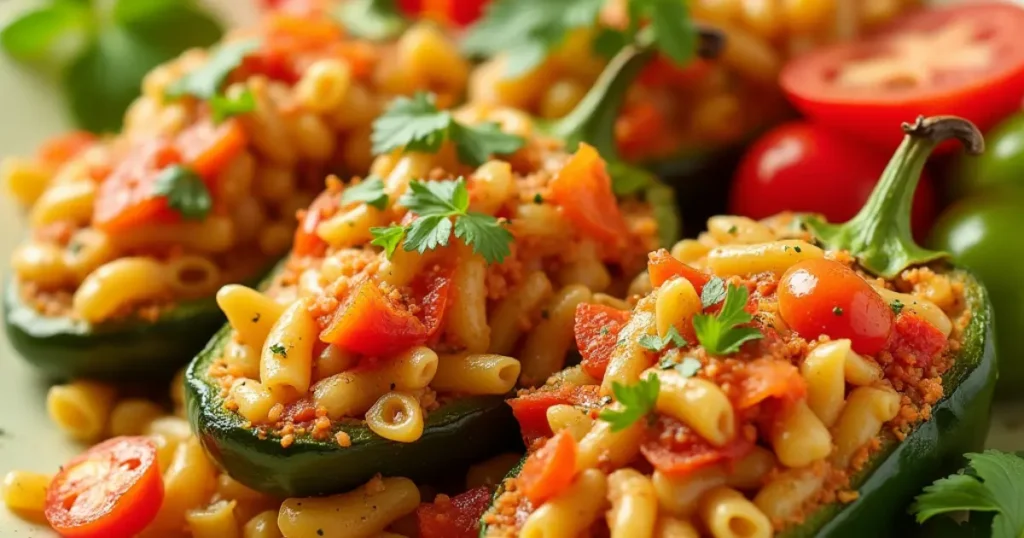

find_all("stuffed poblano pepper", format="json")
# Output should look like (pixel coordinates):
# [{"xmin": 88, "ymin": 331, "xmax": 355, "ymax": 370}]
[
  {"xmin": 477, "ymin": 116, "xmax": 997, "ymax": 538},
  {"xmin": 185, "ymin": 23, "xmax": 724, "ymax": 498},
  {"xmin": 3, "ymin": 12, "xmax": 470, "ymax": 380}
]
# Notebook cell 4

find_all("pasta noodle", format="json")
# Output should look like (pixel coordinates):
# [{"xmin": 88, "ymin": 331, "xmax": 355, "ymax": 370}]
[{"xmin": 277, "ymin": 477, "xmax": 420, "ymax": 538}]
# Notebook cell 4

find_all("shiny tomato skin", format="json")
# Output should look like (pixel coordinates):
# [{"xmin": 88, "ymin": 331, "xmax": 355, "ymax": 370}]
[
  {"xmin": 778, "ymin": 259, "xmax": 895, "ymax": 356},
  {"xmin": 518, "ymin": 431, "xmax": 577, "ymax": 506},
  {"xmin": 45, "ymin": 437, "xmax": 163, "ymax": 538},
  {"xmin": 729, "ymin": 122, "xmax": 937, "ymax": 240},
  {"xmin": 780, "ymin": 2, "xmax": 1024, "ymax": 151},
  {"xmin": 550, "ymin": 142, "xmax": 630, "ymax": 252}
]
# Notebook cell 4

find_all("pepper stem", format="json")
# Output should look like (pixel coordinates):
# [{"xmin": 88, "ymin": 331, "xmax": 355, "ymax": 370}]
[{"xmin": 807, "ymin": 116, "xmax": 985, "ymax": 279}]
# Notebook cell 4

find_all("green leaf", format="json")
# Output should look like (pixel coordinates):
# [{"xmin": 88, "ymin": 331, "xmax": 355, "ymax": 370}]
[
  {"xmin": 891, "ymin": 299, "xmax": 905, "ymax": 316},
  {"xmin": 1, "ymin": 1, "xmax": 92, "ymax": 64},
  {"xmin": 370, "ymin": 226, "xmax": 406, "ymax": 258},
  {"xmin": 209, "ymin": 87, "xmax": 255, "ymax": 123},
  {"xmin": 454, "ymin": 213, "xmax": 514, "ymax": 265},
  {"xmin": 592, "ymin": 27, "xmax": 628, "ymax": 59},
  {"xmin": 598, "ymin": 372, "xmax": 660, "ymax": 432},
  {"xmin": 333, "ymin": 0, "xmax": 406, "ymax": 41},
  {"xmin": 269, "ymin": 343, "xmax": 287, "ymax": 357},
  {"xmin": 676, "ymin": 357, "xmax": 701, "ymax": 377},
  {"xmin": 692, "ymin": 283, "xmax": 763, "ymax": 355},
  {"xmin": 638, "ymin": 326, "xmax": 687, "ymax": 352},
  {"xmin": 643, "ymin": 0, "xmax": 696, "ymax": 64},
  {"xmin": 114, "ymin": 1, "xmax": 222, "ymax": 57},
  {"xmin": 151, "ymin": 164, "xmax": 211, "ymax": 220},
  {"xmin": 450, "ymin": 122, "xmax": 526, "ymax": 168},
  {"xmin": 701, "ymin": 277, "xmax": 726, "ymax": 309},
  {"xmin": 165, "ymin": 38, "xmax": 259, "ymax": 100},
  {"xmin": 371, "ymin": 92, "xmax": 452, "ymax": 155},
  {"xmin": 404, "ymin": 214, "xmax": 453, "ymax": 254},
  {"xmin": 341, "ymin": 176, "xmax": 389, "ymax": 211},
  {"xmin": 399, "ymin": 179, "xmax": 464, "ymax": 216}
]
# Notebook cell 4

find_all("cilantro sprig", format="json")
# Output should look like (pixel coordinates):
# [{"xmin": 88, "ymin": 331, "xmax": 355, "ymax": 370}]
[
  {"xmin": 341, "ymin": 176, "xmax": 389, "ymax": 211},
  {"xmin": 700, "ymin": 277, "xmax": 727, "ymax": 309},
  {"xmin": 370, "ymin": 178, "xmax": 513, "ymax": 264},
  {"xmin": 1, "ymin": 0, "xmax": 223, "ymax": 133},
  {"xmin": 371, "ymin": 92, "xmax": 524, "ymax": 167},
  {"xmin": 639, "ymin": 326, "xmax": 687, "ymax": 353},
  {"xmin": 692, "ymin": 283, "xmax": 763, "ymax": 356},
  {"xmin": 165, "ymin": 39, "xmax": 260, "ymax": 123},
  {"xmin": 152, "ymin": 165, "xmax": 211, "ymax": 220},
  {"xmin": 658, "ymin": 355, "xmax": 701, "ymax": 378},
  {"xmin": 910, "ymin": 450, "xmax": 1024, "ymax": 538},
  {"xmin": 598, "ymin": 372, "xmax": 660, "ymax": 432}
]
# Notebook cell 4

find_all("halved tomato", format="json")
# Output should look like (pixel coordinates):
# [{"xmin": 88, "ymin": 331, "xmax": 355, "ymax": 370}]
[
  {"xmin": 781, "ymin": 2, "xmax": 1024, "ymax": 150},
  {"xmin": 45, "ymin": 437, "xmax": 163, "ymax": 538}
]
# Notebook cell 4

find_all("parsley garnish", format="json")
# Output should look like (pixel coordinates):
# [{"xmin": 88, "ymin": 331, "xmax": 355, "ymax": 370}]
[
  {"xmin": 639, "ymin": 326, "xmax": 687, "ymax": 352},
  {"xmin": 700, "ymin": 277, "xmax": 727, "ymax": 309},
  {"xmin": 165, "ymin": 39, "xmax": 259, "ymax": 101},
  {"xmin": 332, "ymin": 0, "xmax": 405, "ymax": 41},
  {"xmin": 657, "ymin": 355, "xmax": 701, "ymax": 378},
  {"xmin": 341, "ymin": 176, "xmax": 389, "ymax": 211},
  {"xmin": 269, "ymin": 343, "xmax": 287, "ymax": 357},
  {"xmin": 891, "ymin": 299, "xmax": 905, "ymax": 316},
  {"xmin": 794, "ymin": 246, "xmax": 803, "ymax": 253},
  {"xmin": 209, "ymin": 87, "xmax": 255, "ymax": 123},
  {"xmin": 151, "ymin": 165, "xmax": 211, "ymax": 220},
  {"xmin": 598, "ymin": 372, "xmax": 660, "ymax": 432},
  {"xmin": 371, "ymin": 92, "xmax": 524, "ymax": 167},
  {"xmin": 910, "ymin": 450, "xmax": 1024, "ymax": 538},
  {"xmin": 533, "ymin": 193, "xmax": 543, "ymax": 204},
  {"xmin": 692, "ymin": 283, "xmax": 763, "ymax": 355},
  {"xmin": 833, "ymin": 306, "xmax": 844, "ymax": 316},
  {"xmin": 727, "ymin": 225, "xmax": 738, "ymax": 234},
  {"xmin": 369, "ymin": 178, "xmax": 513, "ymax": 264}
]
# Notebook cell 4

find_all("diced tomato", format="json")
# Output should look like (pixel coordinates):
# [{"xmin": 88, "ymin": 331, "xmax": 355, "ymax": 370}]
[
  {"xmin": 574, "ymin": 303, "xmax": 630, "ymax": 380},
  {"xmin": 176, "ymin": 119, "xmax": 248, "ymax": 182},
  {"xmin": 248, "ymin": 13, "xmax": 346, "ymax": 82},
  {"xmin": 320, "ymin": 265, "xmax": 453, "ymax": 357},
  {"xmin": 92, "ymin": 141, "xmax": 184, "ymax": 232},
  {"xmin": 283, "ymin": 398, "xmax": 317, "ymax": 423},
  {"xmin": 518, "ymin": 431, "xmax": 577, "ymax": 506},
  {"xmin": 507, "ymin": 385, "xmax": 601, "ymax": 445},
  {"xmin": 641, "ymin": 416, "xmax": 754, "ymax": 479},
  {"xmin": 45, "ymin": 437, "xmax": 163, "ymax": 538},
  {"xmin": 293, "ymin": 190, "xmax": 340, "ymax": 258},
  {"xmin": 616, "ymin": 102, "xmax": 671, "ymax": 162},
  {"xmin": 888, "ymin": 313, "xmax": 947, "ymax": 368},
  {"xmin": 733, "ymin": 358, "xmax": 807, "ymax": 411},
  {"xmin": 37, "ymin": 131, "xmax": 96, "ymax": 168},
  {"xmin": 778, "ymin": 258, "xmax": 895, "ymax": 355},
  {"xmin": 417, "ymin": 487, "xmax": 492, "ymax": 538},
  {"xmin": 647, "ymin": 249, "xmax": 710, "ymax": 293},
  {"xmin": 549, "ymin": 143, "xmax": 630, "ymax": 252}
]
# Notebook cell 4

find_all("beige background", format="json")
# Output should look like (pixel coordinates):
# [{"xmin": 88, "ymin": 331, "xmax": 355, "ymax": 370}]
[{"xmin": 0, "ymin": 0, "xmax": 1021, "ymax": 536}]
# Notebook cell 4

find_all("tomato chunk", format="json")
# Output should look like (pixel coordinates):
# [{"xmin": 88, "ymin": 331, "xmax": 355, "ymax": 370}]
[
  {"xmin": 417, "ymin": 487, "xmax": 492, "ymax": 538},
  {"xmin": 37, "ymin": 131, "xmax": 96, "ymax": 168},
  {"xmin": 574, "ymin": 303, "xmax": 630, "ymax": 380},
  {"xmin": 320, "ymin": 266, "xmax": 452, "ymax": 357},
  {"xmin": 518, "ymin": 431, "xmax": 577, "ymax": 506},
  {"xmin": 507, "ymin": 385, "xmax": 601, "ymax": 445},
  {"xmin": 733, "ymin": 358, "xmax": 807, "ymax": 411},
  {"xmin": 647, "ymin": 249, "xmax": 710, "ymax": 293},
  {"xmin": 641, "ymin": 416, "xmax": 753, "ymax": 479},
  {"xmin": 45, "ymin": 437, "xmax": 163, "ymax": 538},
  {"xmin": 176, "ymin": 118, "xmax": 248, "ymax": 182},
  {"xmin": 888, "ymin": 313, "xmax": 947, "ymax": 368},
  {"xmin": 549, "ymin": 143, "xmax": 630, "ymax": 251},
  {"xmin": 778, "ymin": 258, "xmax": 895, "ymax": 355},
  {"xmin": 293, "ymin": 190, "xmax": 340, "ymax": 258},
  {"xmin": 92, "ymin": 141, "xmax": 184, "ymax": 232}
]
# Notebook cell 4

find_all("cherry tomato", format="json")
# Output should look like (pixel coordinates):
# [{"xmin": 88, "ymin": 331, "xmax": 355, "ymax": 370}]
[
  {"xmin": 320, "ymin": 265, "xmax": 453, "ymax": 357},
  {"xmin": 45, "ymin": 437, "xmax": 163, "ymax": 538},
  {"xmin": 92, "ymin": 141, "xmax": 184, "ymax": 232},
  {"xmin": 517, "ymin": 431, "xmax": 577, "ymax": 506},
  {"xmin": 574, "ymin": 303, "xmax": 630, "ymax": 380},
  {"xmin": 778, "ymin": 259, "xmax": 895, "ymax": 356},
  {"xmin": 780, "ymin": 2, "xmax": 1024, "ymax": 151},
  {"xmin": 549, "ymin": 143, "xmax": 630, "ymax": 253},
  {"xmin": 729, "ymin": 122, "xmax": 937, "ymax": 240}
]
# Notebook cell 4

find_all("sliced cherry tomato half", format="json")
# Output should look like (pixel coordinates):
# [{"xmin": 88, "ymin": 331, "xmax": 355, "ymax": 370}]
[
  {"xmin": 549, "ymin": 142, "xmax": 630, "ymax": 253},
  {"xmin": 640, "ymin": 415, "xmax": 753, "ymax": 479},
  {"xmin": 574, "ymin": 303, "xmax": 631, "ymax": 381},
  {"xmin": 92, "ymin": 141, "xmax": 184, "ymax": 232},
  {"xmin": 778, "ymin": 258, "xmax": 895, "ymax": 356},
  {"xmin": 45, "ymin": 436, "xmax": 163, "ymax": 538},
  {"xmin": 647, "ymin": 248, "xmax": 710, "ymax": 293},
  {"xmin": 728, "ymin": 121, "xmax": 937, "ymax": 240},
  {"xmin": 416, "ymin": 486, "xmax": 492, "ymax": 538},
  {"xmin": 517, "ymin": 431, "xmax": 577, "ymax": 506},
  {"xmin": 781, "ymin": 2, "xmax": 1024, "ymax": 151},
  {"xmin": 320, "ymin": 265, "xmax": 453, "ymax": 357}
]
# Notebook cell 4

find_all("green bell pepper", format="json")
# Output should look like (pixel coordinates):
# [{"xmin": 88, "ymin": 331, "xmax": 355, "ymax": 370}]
[
  {"xmin": 953, "ymin": 111, "xmax": 1024, "ymax": 198},
  {"xmin": 480, "ymin": 116, "xmax": 998, "ymax": 536}
]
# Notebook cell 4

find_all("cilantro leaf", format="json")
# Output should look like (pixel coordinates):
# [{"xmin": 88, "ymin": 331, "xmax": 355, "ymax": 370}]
[
  {"xmin": 701, "ymin": 277, "xmax": 727, "ymax": 309},
  {"xmin": 693, "ymin": 283, "xmax": 763, "ymax": 355},
  {"xmin": 151, "ymin": 165, "xmax": 211, "ymax": 220},
  {"xmin": 209, "ymin": 87, "xmax": 255, "ymax": 123},
  {"xmin": 165, "ymin": 39, "xmax": 260, "ymax": 100},
  {"xmin": 639, "ymin": 326, "xmax": 687, "ymax": 353},
  {"xmin": 332, "ymin": 0, "xmax": 406, "ymax": 41},
  {"xmin": 269, "ymin": 343, "xmax": 287, "ymax": 357},
  {"xmin": 399, "ymin": 179, "xmax": 464, "ymax": 216},
  {"xmin": 341, "ymin": 176, "xmax": 389, "ymax": 211},
  {"xmin": 462, "ymin": 0, "xmax": 604, "ymax": 77},
  {"xmin": 910, "ymin": 451, "xmax": 1024, "ymax": 538},
  {"xmin": 454, "ymin": 213, "xmax": 515, "ymax": 265},
  {"xmin": 638, "ymin": 0, "xmax": 696, "ymax": 64},
  {"xmin": 592, "ymin": 27, "xmax": 629, "ymax": 59},
  {"xmin": 372, "ymin": 92, "xmax": 524, "ymax": 167},
  {"xmin": 676, "ymin": 357, "xmax": 701, "ymax": 377},
  {"xmin": 598, "ymin": 372, "xmax": 660, "ymax": 432},
  {"xmin": 370, "ymin": 226, "xmax": 405, "ymax": 258},
  {"xmin": 0, "ymin": 1, "xmax": 91, "ymax": 64},
  {"xmin": 404, "ymin": 214, "xmax": 453, "ymax": 254},
  {"xmin": 891, "ymin": 299, "xmax": 905, "ymax": 316}
]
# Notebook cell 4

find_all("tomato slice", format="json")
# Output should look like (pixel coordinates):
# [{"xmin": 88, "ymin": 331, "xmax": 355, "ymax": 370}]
[
  {"xmin": 92, "ymin": 141, "xmax": 184, "ymax": 232},
  {"xmin": 507, "ymin": 385, "xmax": 601, "ymax": 445},
  {"xmin": 176, "ymin": 118, "xmax": 248, "ymax": 182},
  {"xmin": 781, "ymin": 2, "xmax": 1024, "ymax": 150},
  {"xmin": 37, "ymin": 131, "xmax": 97, "ymax": 168},
  {"xmin": 416, "ymin": 487, "xmax": 492, "ymax": 538},
  {"xmin": 640, "ymin": 416, "xmax": 753, "ymax": 479},
  {"xmin": 294, "ymin": 190, "xmax": 340, "ymax": 258},
  {"xmin": 549, "ymin": 143, "xmax": 630, "ymax": 252},
  {"xmin": 517, "ymin": 431, "xmax": 577, "ymax": 506},
  {"xmin": 778, "ymin": 259, "xmax": 895, "ymax": 356},
  {"xmin": 888, "ymin": 312, "xmax": 947, "ymax": 369},
  {"xmin": 320, "ymin": 265, "xmax": 453, "ymax": 357},
  {"xmin": 733, "ymin": 358, "xmax": 807, "ymax": 411},
  {"xmin": 45, "ymin": 437, "xmax": 163, "ymax": 538},
  {"xmin": 574, "ymin": 303, "xmax": 630, "ymax": 381},
  {"xmin": 647, "ymin": 248, "xmax": 710, "ymax": 293}
]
